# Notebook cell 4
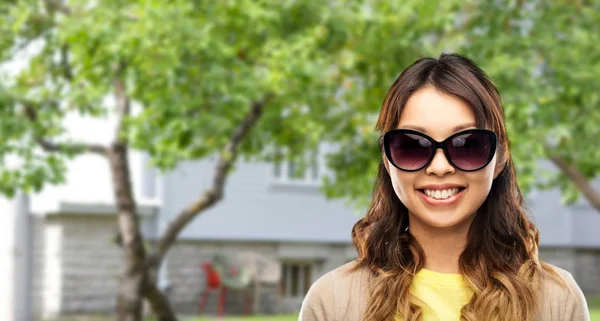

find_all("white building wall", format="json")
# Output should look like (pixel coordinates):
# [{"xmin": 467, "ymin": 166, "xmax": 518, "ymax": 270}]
[{"xmin": 0, "ymin": 193, "xmax": 33, "ymax": 321}]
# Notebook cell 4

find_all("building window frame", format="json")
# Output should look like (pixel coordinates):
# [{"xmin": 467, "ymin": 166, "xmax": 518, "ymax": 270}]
[
  {"xmin": 271, "ymin": 146, "xmax": 322, "ymax": 187},
  {"xmin": 280, "ymin": 261, "xmax": 314, "ymax": 299}
]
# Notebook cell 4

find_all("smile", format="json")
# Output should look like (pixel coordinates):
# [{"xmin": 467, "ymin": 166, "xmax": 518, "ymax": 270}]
[
  {"xmin": 417, "ymin": 187, "xmax": 466, "ymax": 206},
  {"xmin": 423, "ymin": 188, "xmax": 460, "ymax": 199}
]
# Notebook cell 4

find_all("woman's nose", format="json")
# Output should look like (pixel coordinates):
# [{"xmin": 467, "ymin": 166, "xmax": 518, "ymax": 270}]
[{"xmin": 425, "ymin": 149, "xmax": 455, "ymax": 177}]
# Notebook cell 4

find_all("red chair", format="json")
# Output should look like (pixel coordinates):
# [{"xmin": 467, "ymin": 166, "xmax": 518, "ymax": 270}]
[
  {"xmin": 198, "ymin": 261, "xmax": 226, "ymax": 317},
  {"xmin": 198, "ymin": 260, "xmax": 253, "ymax": 316}
]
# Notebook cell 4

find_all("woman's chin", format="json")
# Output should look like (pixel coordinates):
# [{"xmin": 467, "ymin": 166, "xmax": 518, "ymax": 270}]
[{"xmin": 413, "ymin": 211, "xmax": 474, "ymax": 231}]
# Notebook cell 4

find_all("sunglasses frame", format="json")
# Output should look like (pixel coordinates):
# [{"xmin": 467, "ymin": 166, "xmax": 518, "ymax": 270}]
[{"xmin": 383, "ymin": 129, "xmax": 497, "ymax": 172}]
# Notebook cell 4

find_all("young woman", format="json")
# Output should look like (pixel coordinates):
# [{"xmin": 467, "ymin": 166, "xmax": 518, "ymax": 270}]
[{"xmin": 299, "ymin": 53, "xmax": 590, "ymax": 321}]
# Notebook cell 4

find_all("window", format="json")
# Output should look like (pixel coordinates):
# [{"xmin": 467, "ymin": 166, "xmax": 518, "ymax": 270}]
[
  {"xmin": 280, "ymin": 262, "xmax": 313, "ymax": 298},
  {"xmin": 272, "ymin": 146, "xmax": 321, "ymax": 185}
]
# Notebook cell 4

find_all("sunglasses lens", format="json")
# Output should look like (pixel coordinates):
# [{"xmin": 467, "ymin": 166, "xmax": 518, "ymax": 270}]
[
  {"xmin": 386, "ymin": 130, "xmax": 495, "ymax": 171},
  {"xmin": 387, "ymin": 132, "xmax": 433, "ymax": 170},
  {"xmin": 446, "ymin": 131, "xmax": 493, "ymax": 171}
]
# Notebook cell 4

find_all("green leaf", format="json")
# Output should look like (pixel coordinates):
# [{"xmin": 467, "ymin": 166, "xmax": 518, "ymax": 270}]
[{"xmin": 0, "ymin": 0, "xmax": 597, "ymax": 215}]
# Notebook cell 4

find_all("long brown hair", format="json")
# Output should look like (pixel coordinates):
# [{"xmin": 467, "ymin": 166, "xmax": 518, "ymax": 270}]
[{"xmin": 351, "ymin": 53, "xmax": 561, "ymax": 321}]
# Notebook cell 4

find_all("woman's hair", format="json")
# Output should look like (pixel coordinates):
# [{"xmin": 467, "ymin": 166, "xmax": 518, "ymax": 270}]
[{"xmin": 351, "ymin": 53, "xmax": 561, "ymax": 321}]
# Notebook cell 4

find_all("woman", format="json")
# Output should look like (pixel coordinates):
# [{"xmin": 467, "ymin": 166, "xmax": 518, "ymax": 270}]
[{"xmin": 299, "ymin": 53, "xmax": 590, "ymax": 321}]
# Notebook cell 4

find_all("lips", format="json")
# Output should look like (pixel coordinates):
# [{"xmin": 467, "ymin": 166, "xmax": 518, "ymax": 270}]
[{"xmin": 416, "ymin": 184, "xmax": 466, "ymax": 206}]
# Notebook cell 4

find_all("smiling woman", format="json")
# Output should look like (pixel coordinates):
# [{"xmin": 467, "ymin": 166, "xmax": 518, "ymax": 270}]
[
  {"xmin": 299, "ymin": 54, "xmax": 591, "ymax": 321},
  {"xmin": 383, "ymin": 87, "xmax": 500, "ymax": 232}
]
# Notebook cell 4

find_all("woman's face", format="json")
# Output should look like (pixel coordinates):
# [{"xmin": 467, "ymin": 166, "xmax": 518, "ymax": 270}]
[{"xmin": 384, "ymin": 86, "xmax": 503, "ymax": 232}]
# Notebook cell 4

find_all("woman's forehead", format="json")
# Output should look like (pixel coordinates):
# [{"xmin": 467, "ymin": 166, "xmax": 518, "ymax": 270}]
[{"xmin": 397, "ymin": 87, "xmax": 479, "ymax": 140}]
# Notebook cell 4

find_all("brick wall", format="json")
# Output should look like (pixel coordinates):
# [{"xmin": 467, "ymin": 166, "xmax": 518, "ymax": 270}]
[
  {"xmin": 539, "ymin": 247, "xmax": 600, "ymax": 295},
  {"xmin": 32, "ymin": 216, "xmax": 355, "ymax": 317},
  {"xmin": 165, "ymin": 240, "xmax": 356, "ymax": 315},
  {"xmin": 539, "ymin": 247, "xmax": 577, "ymax": 272},
  {"xmin": 60, "ymin": 215, "xmax": 122, "ymax": 312},
  {"xmin": 166, "ymin": 241, "xmax": 281, "ymax": 315},
  {"xmin": 32, "ymin": 214, "xmax": 122, "ymax": 318},
  {"xmin": 33, "ymin": 215, "xmax": 600, "ymax": 319},
  {"xmin": 574, "ymin": 249, "xmax": 600, "ymax": 295}
]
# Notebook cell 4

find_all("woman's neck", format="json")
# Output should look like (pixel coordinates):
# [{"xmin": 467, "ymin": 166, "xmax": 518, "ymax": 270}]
[{"xmin": 408, "ymin": 216, "xmax": 473, "ymax": 274}]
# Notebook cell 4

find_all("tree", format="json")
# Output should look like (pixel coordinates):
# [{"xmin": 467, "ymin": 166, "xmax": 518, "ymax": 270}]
[
  {"xmin": 323, "ymin": 1, "xmax": 600, "ymax": 213},
  {"xmin": 458, "ymin": 1, "xmax": 600, "ymax": 209},
  {"xmin": 6, "ymin": 1, "xmax": 594, "ymax": 320},
  {"xmin": 0, "ymin": 1, "xmax": 462, "ymax": 321}
]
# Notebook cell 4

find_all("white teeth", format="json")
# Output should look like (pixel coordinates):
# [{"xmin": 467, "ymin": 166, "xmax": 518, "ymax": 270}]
[{"xmin": 423, "ymin": 188, "xmax": 460, "ymax": 200}]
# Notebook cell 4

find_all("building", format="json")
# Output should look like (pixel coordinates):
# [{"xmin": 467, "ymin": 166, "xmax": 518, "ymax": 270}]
[
  {"xmin": 2, "ymin": 117, "xmax": 599, "ymax": 319},
  {"xmin": 17, "ymin": 142, "xmax": 361, "ymax": 318}
]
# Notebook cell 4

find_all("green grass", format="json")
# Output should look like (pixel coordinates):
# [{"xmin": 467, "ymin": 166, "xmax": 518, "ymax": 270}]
[
  {"xmin": 46, "ymin": 315, "xmax": 298, "ymax": 321},
  {"xmin": 590, "ymin": 296, "xmax": 600, "ymax": 321},
  {"xmin": 47, "ymin": 301, "xmax": 600, "ymax": 321},
  {"xmin": 186, "ymin": 316, "xmax": 297, "ymax": 321}
]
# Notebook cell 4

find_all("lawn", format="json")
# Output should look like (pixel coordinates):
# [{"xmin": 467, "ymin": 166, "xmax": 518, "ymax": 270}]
[
  {"xmin": 46, "ymin": 315, "xmax": 298, "ymax": 321},
  {"xmin": 53, "ymin": 310, "xmax": 600, "ymax": 321},
  {"xmin": 184, "ymin": 316, "xmax": 297, "ymax": 321},
  {"xmin": 590, "ymin": 296, "xmax": 600, "ymax": 321},
  {"xmin": 46, "ymin": 300, "xmax": 600, "ymax": 321}
]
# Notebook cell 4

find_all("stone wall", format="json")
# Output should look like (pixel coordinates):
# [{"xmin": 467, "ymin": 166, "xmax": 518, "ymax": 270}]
[
  {"xmin": 60, "ymin": 215, "xmax": 122, "ymax": 312},
  {"xmin": 32, "ymin": 214, "xmax": 356, "ymax": 317},
  {"xmin": 32, "ymin": 214, "xmax": 122, "ymax": 318},
  {"xmin": 573, "ymin": 249, "xmax": 600, "ymax": 295},
  {"xmin": 165, "ymin": 240, "xmax": 355, "ymax": 314},
  {"xmin": 31, "ymin": 214, "xmax": 600, "ymax": 319},
  {"xmin": 539, "ymin": 247, "xmax": 577, "ymax": 273},
  {"xmin": 33, "ymin": 215, "xmax": 121, "ymax": 317},
  {"xmin": 166, "ymin": 241, "xmax": 279, "ymax": 315},
  {"xmin": 539, "ymin": 247, "xmax": 600, "ymax": 295}
]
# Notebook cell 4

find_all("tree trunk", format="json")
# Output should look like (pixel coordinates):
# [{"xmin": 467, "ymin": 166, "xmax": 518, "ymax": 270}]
[
  {"xmin": 549, "ymin": 155, "xmax": 600, "ymax": 211},
  {"xmin": 106, "ymin": 94, "xmax": 272, "ymax": 321},
  {"xmin": 108, "ymin": 145, "xmax": 148, "ymax": 321},
  {"xmin": 143, "ymin": 270, "xmax": 177, "ymax": 321},
  {"xmin": 108, "ymin": 61, "xmax": 179, "ymax": 321}
]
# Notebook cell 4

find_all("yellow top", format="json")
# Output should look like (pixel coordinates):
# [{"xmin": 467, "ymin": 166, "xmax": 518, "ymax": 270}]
[
  {"xmin": 301, "ymin": 261, "xmax": 590, "ymax": 321},
  {"xmin": 409, "ymin": 268, "xmax": 474, "ymax": 321}
]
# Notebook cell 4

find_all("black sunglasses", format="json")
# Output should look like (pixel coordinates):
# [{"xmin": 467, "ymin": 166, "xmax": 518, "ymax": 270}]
[{"xmin": 383, "ymin": 129, "xmax": 497, "ymax": 172}]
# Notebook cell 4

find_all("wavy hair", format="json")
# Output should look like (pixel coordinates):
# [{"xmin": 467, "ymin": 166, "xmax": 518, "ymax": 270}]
[{"xmin": 350, "ymin": 53, "xmax": 562, "ymax": 321}]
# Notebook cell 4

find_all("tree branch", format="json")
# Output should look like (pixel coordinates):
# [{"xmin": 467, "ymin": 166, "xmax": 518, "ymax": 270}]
[
  {"xmin": 44, "ymin": 0, "xmax": 72, "ymax": 15},
  {"xmin": 60, "ymin": 44, "xmax": 74, "ymax": 81},
  {"xmin": 148, "ymin": 93, "xmax": 275, "ymax": 265},
  {"xmin": 549, "ymin": 154, "xmax": 600, "ymax": 211},
  {"xmin": 37, "ymin": 137, "xmax": 108, "ymax": 155},
  {"xmin": 23, "ymin": 105, "xmax": 108, "ymax": 156}
]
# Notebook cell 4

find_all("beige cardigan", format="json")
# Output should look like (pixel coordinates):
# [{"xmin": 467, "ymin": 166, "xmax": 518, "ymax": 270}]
[{"xmin": 299, "ymin": 261, "xmax": 590, "ymax": 321}]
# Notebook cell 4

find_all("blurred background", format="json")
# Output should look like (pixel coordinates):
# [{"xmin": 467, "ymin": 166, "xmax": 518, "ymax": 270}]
[{"xmin": 0, "ymin": 1, "xmax": 598, "ymax": 321}]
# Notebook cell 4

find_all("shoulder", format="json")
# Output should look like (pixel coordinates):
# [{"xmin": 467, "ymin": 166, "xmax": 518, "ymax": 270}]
[
  {"xmin": 538, "ymin": 263, "xmax": 590, "ymax": 321},
  {"xmin": 299, "ymin": 261, "xmax": 371, "ymax": 321}
]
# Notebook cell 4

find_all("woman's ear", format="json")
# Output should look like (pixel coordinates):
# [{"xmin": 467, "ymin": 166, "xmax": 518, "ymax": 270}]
[
  {"xmin": 382, "ymin": 154, "xmax": 390, "ymax": 174},
  {"xmin": 493, "ymin": 156, "xmax": 506, "ymax": 179}
]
